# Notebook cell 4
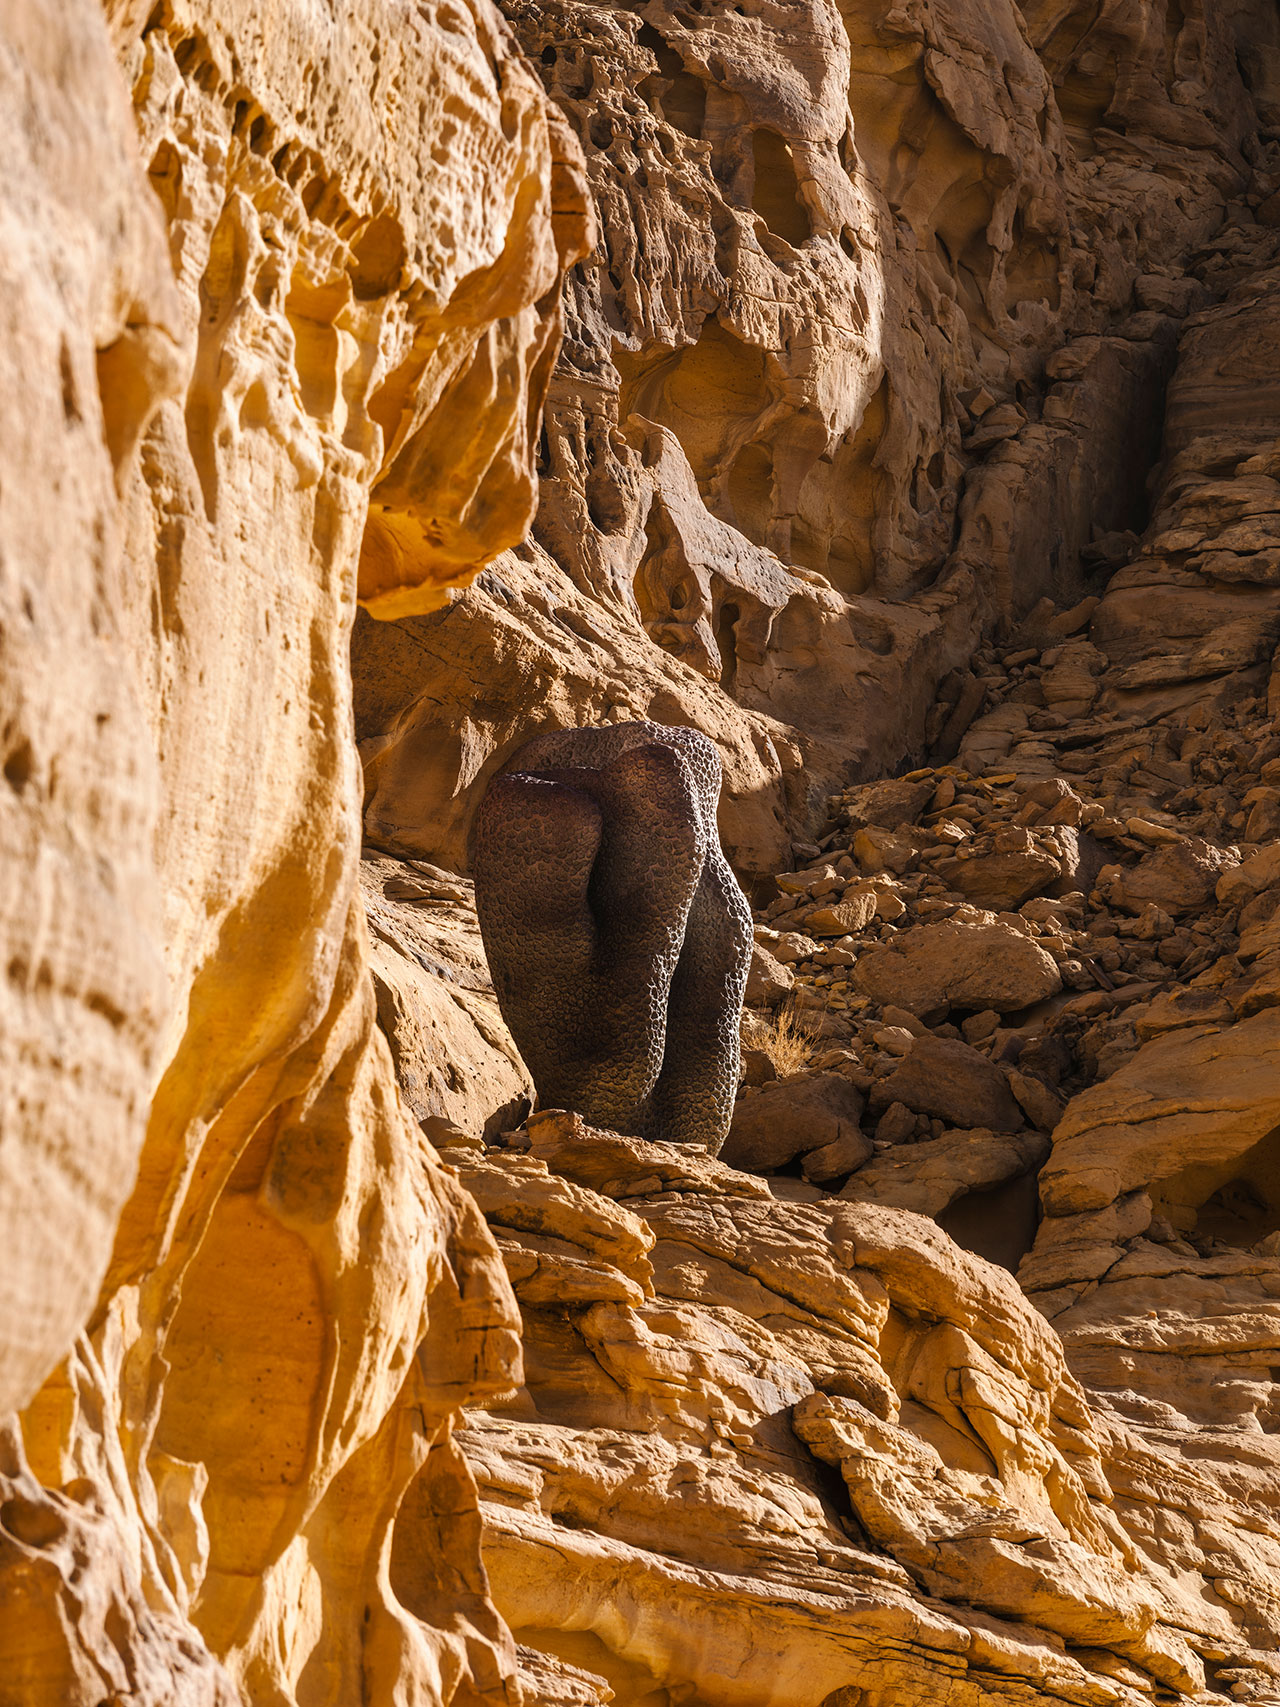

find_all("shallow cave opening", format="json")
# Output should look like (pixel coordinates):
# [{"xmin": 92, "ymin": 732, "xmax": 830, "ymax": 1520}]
[
  {"xmin": 935, "ymin": 1167, "xmax": 1042, "ymax": 1273},
  {"xmin": 1151, "ymin": 1126, "xmax": 1280, "ymax": 1247},
  {"xmin": 512, "ymin": 1625, "xmax": 675, "ymax": 1707},
  {"xmin": 725, "ymin": 440, "xmax": 774, "ymax": 545},
  {"xmin": 715, "ymin": 600, "xmax": 740, "ymax": 692},
  {"xmin": 751, "ymin": 127, "xmax": 810, "ymax": 246},
  {"xmin": 637, "ymin": 24, "xmax": 707, "ymax": 139}
]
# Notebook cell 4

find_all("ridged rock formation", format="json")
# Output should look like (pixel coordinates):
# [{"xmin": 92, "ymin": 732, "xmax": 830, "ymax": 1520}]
[
  {"xmin": 353, "ymin": 0, "xmax": 1280, "ymax": 874},
  {"xmin": 6, "ymin": 0, "xmax": 1280, "ymax": 1704},
  {"xmin": 1, "ymin": 1, "xmax": 585, "ymax": 1700}
]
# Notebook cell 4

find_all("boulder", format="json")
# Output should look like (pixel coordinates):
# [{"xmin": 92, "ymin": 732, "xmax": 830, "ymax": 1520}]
[
  {"xmin": 801, "ymin": 1128, "xmax": 875, "ymax": 1186},
  {"xmin": 776, "ymin": 867, "xmax": 836, "ymax": 896},
  {"xmin": 842, "ymin": 776, "xmax": 935, "ymax": 830},
  {"xmin": 1046, "ymin": 827, "xmax": 1109, "ymax": 897},
  {"xmin": 741, "ymin": 1048, "xmax": 778, "ymax": 1085},
  {"xmin": 852, "ymin": 826, "xmax": 919, "ymax": 874},
  {"xmin": 745, "ymin": 941, "xmax": 795, "ymax": 1006},
  {"xmin": 1039, "ymin": 641, "xmax": 1105, "ymax": 716},
  {"xmin": 853, "ymin": 920, "xmax": 1062, "ymax": 1017},
  {"xmin": 870, "ymin": 1034, "xmax": 1024, "ymax": 1133},
  {"xmin": 722, "ymin": 1073, "xmax": 867, "ymax": 1172},
  {"xmin": 1245, "ymin": 789, "xmax": 1280, "ymax": 843},
  {"xmin": 1005, "ymin": 1066, "xmax": 1066, "ymax": 1131},
  {"xmin": 875, "ymin": 1102, "xmax": 917, "ymax": 1144},
  {"xmin": 805, "ymin": 888, "xmax": 877, "ymax": 936},
  {"xmin": 771, "ymin": 932, "xmax": 820, "ymax": 965},
  {"xmin": 1217, "ymin": 842, "xmax": 1280, "ymax": 905},
  {"xmin": 1038, "ymin": 1005, "xmax": 1280, "ymax": 1215},
  {"xmin": 1105, "ymin": 835, "xmax": 1239, "ymax": 916},
  {"xmin": 936, "ymin": 847, "xmax": 1061, "ymax": 909}
]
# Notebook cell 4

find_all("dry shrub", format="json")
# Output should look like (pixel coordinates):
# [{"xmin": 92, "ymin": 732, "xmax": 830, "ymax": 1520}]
[{"xmin": 757, "ymin": 998, "xmax": 815, "ymax": 1077}]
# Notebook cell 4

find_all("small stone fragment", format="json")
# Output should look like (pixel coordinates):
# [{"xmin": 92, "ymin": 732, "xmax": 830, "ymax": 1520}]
[{"xmin": 806, "ymin": 889, "xmax": 878, "ymax": 936}]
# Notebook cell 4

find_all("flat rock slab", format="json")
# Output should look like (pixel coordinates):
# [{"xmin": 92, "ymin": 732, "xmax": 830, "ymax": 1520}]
[
  {"xmin": 839, "ymin": 1126, "xmax": 1050, "ymax": 1218},
  {"xmin": 1039, "ymin": 1006, "xmax": 1280, "ymax": 1214},
  {"xmin": 935, "ymin": 847, "xmax": 1061, "ymax": 909}
]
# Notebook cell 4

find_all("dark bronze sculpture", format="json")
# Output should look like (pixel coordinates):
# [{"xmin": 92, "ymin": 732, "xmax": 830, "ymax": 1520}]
[{"xmin": 471, "ymin": 721, "xmax": 752, "ymax": 1152}]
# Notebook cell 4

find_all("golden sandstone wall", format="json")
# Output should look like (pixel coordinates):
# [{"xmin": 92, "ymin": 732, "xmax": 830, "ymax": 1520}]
[
  {"xmin": 5, "ymin": 0, "xmax": 1280, "ymax": 1704},
  {"xmin": 0, "ymin": 1, "xmax": 584, "ymax": 1699}
]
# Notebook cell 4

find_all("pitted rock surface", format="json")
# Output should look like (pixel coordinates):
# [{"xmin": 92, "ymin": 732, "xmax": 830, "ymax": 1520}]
[{"xmin": 471, "ymin": 721, "xmax": 752, "ymax": 1151}]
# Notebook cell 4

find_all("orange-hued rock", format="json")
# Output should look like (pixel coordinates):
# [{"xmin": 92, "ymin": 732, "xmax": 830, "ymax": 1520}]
[
  {"xmin": 7, "ymin": 0, "xmax": 1280, "ymax": 1701},
  {"xmin": 351, "ymin": 0, "xmax": 1277, "ymax": 857},
  {"xmin": 455, "ymin": 1126, "xmax": 1273, "ymax": 1704},
  {"xmin": 1039, "ymin": 1010, "xmax": 1280, "ymax": 1217},
  {"xmin": 853, "ymin": 919, "xmax": 1063, "ymax": 1016},
  {"xmin": 0, "ymin": 0, "xmax": 584, "ymax": 1701},
  {"xmin": 0, "ymin": 0, "xmax": 179, "ymax": 1426}
]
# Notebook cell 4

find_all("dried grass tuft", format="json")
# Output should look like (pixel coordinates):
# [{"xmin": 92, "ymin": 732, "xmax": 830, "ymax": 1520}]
[{"xmin": 757, "ymin": 999, "xmax": 815, "ymax": 1077}]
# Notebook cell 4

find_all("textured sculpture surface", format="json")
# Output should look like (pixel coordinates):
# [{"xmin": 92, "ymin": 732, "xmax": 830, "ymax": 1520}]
[{"xmin": 472, "ymin": 721, "xmax": 752, "ymax": 1151}]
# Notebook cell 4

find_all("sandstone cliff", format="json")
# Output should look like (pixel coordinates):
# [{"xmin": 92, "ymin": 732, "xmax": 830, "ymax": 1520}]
[
  {"xmin": 5, "ymin": 0, "xmax": 1280, "ymax": 1705},
  {"xmin": 1, "ymin": 1, "xmax": 584, "ymax": 1699}
]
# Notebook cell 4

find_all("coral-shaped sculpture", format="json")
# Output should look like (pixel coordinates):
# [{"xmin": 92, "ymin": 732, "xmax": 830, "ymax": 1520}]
[{"xmin": 472, "ymin": 721, "xmax": 752, "ymax": 1151}]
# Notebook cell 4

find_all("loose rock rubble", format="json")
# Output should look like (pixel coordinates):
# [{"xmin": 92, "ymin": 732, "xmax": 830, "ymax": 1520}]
[{"xmin": 740, "ymin": 642, "xmax": 1280, "ymax": 1279}]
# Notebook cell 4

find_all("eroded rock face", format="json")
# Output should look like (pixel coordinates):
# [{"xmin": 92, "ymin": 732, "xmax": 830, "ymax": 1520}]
[
  {"xmin": 0, "ymin": 0, "xmax": 179, "ymax": 1427},
  {"xmin": 352, "ymin": 0, "xmax": 1280, "ymax": 866},
  {"xmin": 1, "ymin": 1, "xmax": 586, "ymax": 1702},
  {"xmin": 9, "ymin": 0, "xmax": 1280, "ymax": 1703},
  {"xmin": 473, "ymin": 720, "xmax": 752, "ymax": 1151},
  {"xmin": 422, "ymin": 1114, "xmax": 1267, "ymax": 1705}
]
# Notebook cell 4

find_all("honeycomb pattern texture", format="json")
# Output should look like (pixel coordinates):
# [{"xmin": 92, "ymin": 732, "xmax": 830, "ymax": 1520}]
[{"xmin": 472, "ymin": 721, "xmax": 752, "ymax": 1151}]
